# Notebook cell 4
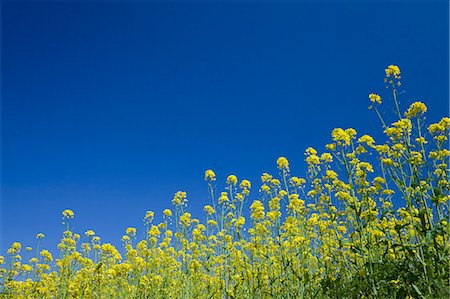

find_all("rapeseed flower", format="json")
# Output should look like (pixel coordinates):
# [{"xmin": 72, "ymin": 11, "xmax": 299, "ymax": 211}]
[
  {"xmin": 62, "ymin": 209, "xmax": 74, "ymax": 219},
  {"xmin": 204, "ymin": 205, "xmax": 215, "ymax": 215},
  {"xmin": 204, "ymin": 169, "xmax": 216, "ymax": 181},
  {"xmin": 331, "ymin": 128, "xmax": 351, "ymax": 145},
  {"xmin": 385, "ymin": 65, "xmax": 401, "ymax": 78},
  {"xmin": 276, "ymin": 157, "xmax": 289, "ymax": 170},
  {"xmin": 226, "ymin": 175, "xmax": 238, "ymax": 186},
  {"xmin": 369, "ymin": 93, "xmax": 382, "ymax": 104},
  {"xmin": 405, "ymin": 101, "xmax": 427, "ymax": 118}
]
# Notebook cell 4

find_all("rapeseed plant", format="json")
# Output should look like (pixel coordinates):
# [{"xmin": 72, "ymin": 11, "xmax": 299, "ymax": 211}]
[{"xmin": 0, "ymin": 66, "xmax": 448, "ymax": 298}]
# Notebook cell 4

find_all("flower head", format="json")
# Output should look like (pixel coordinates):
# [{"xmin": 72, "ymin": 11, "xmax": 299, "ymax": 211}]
[
  {"xmin": 144, "ymin": 211, "xmax": 155, "ymax": 224},
  {"xmin": 405, "ymin": 102, "xmax": 427, "ymax": 118},
  {"xmin": 250, "ymin": 200, "xmax": 265, "ymax": 220},
  {"xmin": 179, "ymin": 212, "xmax": 191, "ymax": 227},
  {"xmin": 40, "ymin": 249, "xmax": 53, "ymax": 262},
  {"xmin": 126, "ymin": 227, "xmax": 136, "ymax": 237},
  {"xmin": 204, "ymin": 205, "xmax": 215, "ymax": 215},
  {"xmin": 369, "ymin": 93, "xmax": 382, "ymax": 104},
  {"xmin": 226, "ymin": 175, "xmax": 238, "ymax": 186},
  {"xmin": 385, "ymin": 65, "xmax": 401, "ymax": 78},
  {"xmin": 204, "ymin": 169, "xmax": 216, "ymax": 181},
  {"xmin": 85, "ymin": 230, "xmax": 95, "ymax": 238},
  {"xmin": 331, "ymin": 128, "xmax": 351, "ymax": 146},
  {"xmin": 276, "ymin": 157, "xmax": 289, "ymax": 170},
  {"xmin": 62, "ymin": 209, "xmax": 74, "ymax": 219},
  {"xmin": 218, "ymin": 192, "xmax": 229, "ymax": 204},
  {"xmin": 172, "ymin": 191, "xmax": 187, "ymax": 206},
  {"xmin": 234, "ymin": 216, "xmax": 246, "ymax": 229},
  {"xmin": 358, "ymin": 134, "xmax": 375, "ymax": 147},
  {"xmin": 240, "ymin": 179, "xmax": 251, "ymax": 190}
]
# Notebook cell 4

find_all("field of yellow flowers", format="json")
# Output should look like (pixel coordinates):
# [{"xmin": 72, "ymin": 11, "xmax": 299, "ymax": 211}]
[{"xmin": 1, "ymin": 66, "xmax": 449, "ymax": 298}]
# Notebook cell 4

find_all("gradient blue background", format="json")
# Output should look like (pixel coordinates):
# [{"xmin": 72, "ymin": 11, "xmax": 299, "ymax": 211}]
[{"xmin": 1, "ymin": 1, "xmax": 448, "ymax": 252}]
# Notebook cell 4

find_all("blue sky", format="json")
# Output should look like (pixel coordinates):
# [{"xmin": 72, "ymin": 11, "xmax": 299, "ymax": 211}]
[{"xmin": 1, "ymin": 1, "xmax": 448, "ymax": 252}]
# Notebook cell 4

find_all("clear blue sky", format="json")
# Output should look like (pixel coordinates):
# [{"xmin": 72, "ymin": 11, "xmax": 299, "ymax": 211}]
[{"xmin": 1, "ymin": 1, "xmax": 448, "ymax": 252}]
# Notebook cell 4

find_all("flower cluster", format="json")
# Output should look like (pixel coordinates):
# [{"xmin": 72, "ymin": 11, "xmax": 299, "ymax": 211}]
[{"xmin": 0, "ymin": 66, "xmax": 448, "ymax": 298}]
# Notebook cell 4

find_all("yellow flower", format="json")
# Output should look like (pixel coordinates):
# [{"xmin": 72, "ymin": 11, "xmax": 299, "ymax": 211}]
[
  {"xmin": 180, "ymin": 212, "xmax": 191, "ymax": 227},
  {"xmin": 171, "ymin": 191, "xmax": 187, "ymax": 206},
  {"xmin": 218, "ymin": 192, "xmax": 229, "ymax": 204},
  {"xmin": 305, "ymin": 150, "xmax": 320, "ymax": 165},
  {"xmin": 440, "ymin": 117, "xmax": 450, "ymax": 129},
  {"xmin": 148, "ymin": 225, "xmax": 160, "ymax": 236},
  {"xmin": 385, "ymin": 119, "xmax": 412, "ymax": 140},
  {"xmin": 62, "ymin": 209, "xmax": 75, "ymax": 219},
  {"xmin": 345, "ymin": 128, "xmax": 357, "ymax": 138},
  {"xmin": 409, "ymin": 151, "xmax": 423, "ymax": 164},
  {"xmin": 269, "ymin": 197, "xmax": 281, "ymax": 211},
  {"xmin": 40, "ymin": 249, "xmax": 53, "ymax": 262},
  {"xmin": 358, "ymin": 134, "xmax": 375, "ymax": 147},
  {"xmin": 7, "ymin": 242, "xmax": 22, "ymax": 255},
  {"xmin": 337, "ymin": 226, "xmax": 347, "ymax": 234},
  {"xmin": 163, "ymin": 209, "xmax": 173, "ymax": 217},
  {"xmin": 325, "ymin": 170, "xmax": 338, "ymax": 180},
  {"xmin": 405, "ymin": 102, "xmax": 427, "ymax": 118},
  {"xmin": 287, "ymin": 194, "xmax": 305, "ymax": 213},
  {"xmin": 276, "ymin": 157, "xmax": 289, "ymax": 170},
  {"xmin": 153, "ymin": 274, "xmax": 163, "ymax": 285},
  {"xmin": 234, "ymin": 216, "xmax": 246, "ymax": 229},
  {"xmin": 331, "ymin": 128, "xmax": 351, "ymax": 145},
  {"xmin": 260, "ymin": 184, "xmax": 271, "ymax": 193},
  {"xmin": 236, "ymin": 193, "xmax": 244, "ymax": 201},
  {"xmin": 204, "ymin": 205, "xmax": 215, "ymax": 215},
  {"xmin": 204, "ymin": 169, "xmax": 216, "ymax": 181},
  {"xmin": 240, "ymin": 179, "xmax": 251, "ymax": 189},
  {"xmin": 144, "ymin": 210, "xmax": 155, "ymax": 222},
  {"xmin": 226, "ymin": 175, "xmax": 238, "ymax": 186},
  {"xmin": 357, "ymin": 162, "xmax": 374, "ymax": 173},
  {"xmin": 390, "ymin": 279, "xmax": 400, "ymax": 285},
  {"xmin": 278, "ymin": 190, "xmax": 287, "ymax": 198},
  {"xmin": 267, "ymin": 211, "xmax": 279, "ymax": 221},
  {"xmin": 382, "ymin": 201, "xmax": 393, "ymax": 209},
  {"xmin": 36, "ymin": 233, "xmax": 45, "ymax": 239},
  {"xmin": 428, "ymin": 117, "xmax": 450, "ymax": 136},
  {"xmin": 207, "ymin": 219, "xmax": 218, "ymax": 226},
  {"xmin": 270, "ymin": 178, "xmax": 281, "ymax": 186},
  {"xmin": 385, "ymin": 65, "xmax": 401, "ymax": 78},
  {"xmin": 368, "ymin": 93, "xmax": 382, "ymax": 104},
  {"xmin": 21, "ymin": 264, "xmax": 33, "ymax": 272},
  {"xmin": 290, "ymin": 176, "xmax": 306, "ymax": 187},
  {"xmin": 428, "ymin": 123, "xmax": 444, "ymax": 135},
  {"xmin": 320, "ymin": 153, "xmax": 333, "ymax": 163},
  {"xmin": 415, "ymin": 137, "xmax": 428, "ymax": 145},
  {"xmin": 126, "ymin": 227, "xmax": 136, "ymax": 236},
  {"xmin": 101, "ymin": 244, "xmax": 122, "ymax": 260},
  {"xmin": 85, "ymin": 230, "xmax": 95, "ymax": 237},
  {"xmin": 325, "ymin": 143, "xmax": 336, "ymax": 151},
  {"xmin": 307, "ymin": 214, "xmax": 319, "ymax": 226},
  {"xmin": 261, "ymin": 172, "xmax": 273, "ymax": 182},
  {"xmin": 305, "ymin": 147, "xmax": 317, "ymax": 155},
  {"xmin": 250, "ymin": 200, "xmax": 265, "ymax": 220}
]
